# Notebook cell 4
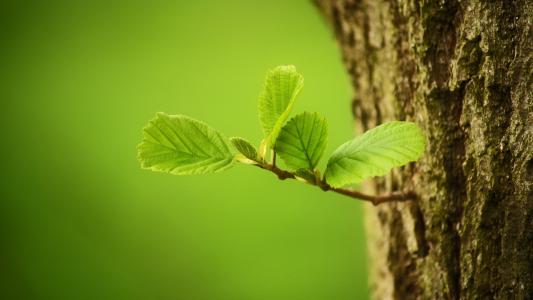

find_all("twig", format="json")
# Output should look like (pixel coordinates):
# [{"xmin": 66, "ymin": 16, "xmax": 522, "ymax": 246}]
[
  {"xmin": 253, "ymin": 162, "xmax": 416, "ymax": 205},
  {"xmin": 330, "ymin": 188, "xmax": 415, "ymax": 206}
]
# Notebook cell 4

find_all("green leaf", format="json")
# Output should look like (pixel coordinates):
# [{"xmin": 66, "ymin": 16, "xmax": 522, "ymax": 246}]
[
  {"xmin": 294, "ymin": 168, "xmax": 317, "ymax": 183},
  {"xmin": 258, "ymin": 65, "xmax": 304, "ymax": 147},
  {"xmin": 324, "ymin": 121, "xmax": 425, "ymax": 188},
  {"xmin": 230, "ymin": 137, "xmax": 259, "ymax": 162},
  {"xmin": 138, "ymin": 113, "xmax": 234, "ymax": 175},
  {"xmin": 274, "ymin": 112, "xmax": 328, "ymax": 170}
]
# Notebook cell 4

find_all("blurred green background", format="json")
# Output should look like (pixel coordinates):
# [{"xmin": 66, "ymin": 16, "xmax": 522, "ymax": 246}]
[{"xmin": 1, "ymin": 0, "xmax": 369, "ymax": 299}]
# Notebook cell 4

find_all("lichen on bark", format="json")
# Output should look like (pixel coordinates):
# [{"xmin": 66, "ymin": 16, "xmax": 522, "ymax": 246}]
[{"xmin": 315, "ymin": 0, "xmax": 532, "ymax": 299}]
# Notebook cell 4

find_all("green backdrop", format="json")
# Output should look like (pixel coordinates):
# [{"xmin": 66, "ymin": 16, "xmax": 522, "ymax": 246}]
[{"xmin": 1, "ymin": 1, "xmax": 369, "ymax": 299}]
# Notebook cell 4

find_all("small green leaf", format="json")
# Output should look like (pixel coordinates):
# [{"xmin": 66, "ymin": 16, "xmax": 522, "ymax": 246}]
[
  {"xmin": 294, "ymin": 168, "xmax": 317, "ymax": 183},
  {"xmin": 258, "ymin": 65, "xmax": 304, "ymax": 147},
  {"xmin": 274, "ymin": 112, "xmax": 328, "ymax": 170},
  {"xmin": 138, "ymin": 113, "xmax": 234, "ymax": 175},
  {"xmin": 324, "ymin": 121, "xmax": 425, "ymax": 188},
  {"xmin": 230, "ymin": 137, "xmax": 259, "ymax": 162}
]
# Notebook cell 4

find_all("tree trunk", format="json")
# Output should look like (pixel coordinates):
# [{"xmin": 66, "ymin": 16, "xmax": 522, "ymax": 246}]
[{"xmin": 315, "ymin": 0, "xmax": 532, "ymax": 299}]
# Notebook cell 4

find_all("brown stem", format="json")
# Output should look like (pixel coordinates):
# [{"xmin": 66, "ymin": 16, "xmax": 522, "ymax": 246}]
[
  {"xmin": 253, "ymin": 162, "xmax": 416, "ymax": 205},
  {"xmin": 331, "ymin": 188, "xmax": 416, "ymax": 206}
]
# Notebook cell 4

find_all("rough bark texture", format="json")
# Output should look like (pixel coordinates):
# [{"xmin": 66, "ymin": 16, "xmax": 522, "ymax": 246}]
[{"xmin": 315, "ymin": 0, "xmax": 532, "ymax": 299}]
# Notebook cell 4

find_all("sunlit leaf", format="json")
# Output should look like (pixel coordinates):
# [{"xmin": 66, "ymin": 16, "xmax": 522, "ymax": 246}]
[
  {"xmin": 275, "ymin": 112, "xmax": 327, "ymax": 170},
  {"xmin": 138, "ymin": 113, "xmax": 234, "ymax": 175},
  {"xmin": 324, "ymin": 121, "xmax": 425, "ymax": 188},
  {"xmin": 258, "ymin": 65, "xmax": 304, "ymax": 147}
]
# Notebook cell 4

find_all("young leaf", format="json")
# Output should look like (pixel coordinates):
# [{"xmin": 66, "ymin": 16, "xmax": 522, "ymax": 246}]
[
  {"xmin": 258, "ymin": 65, "xmax": 304, "ymax": 147},
  {"xmin": 230, "ymin": 137, "xmax": 259, "ymax": 162},
  {"xmin": 138, "ymin": 113, "xmax": 234, "ymax": 175},
  {"xmin": 324, "ymin": 121, "xmax": 425, "ymax": 188},
  {"xmin": 295, "ymin": 168, "xmax": 317, "ymax": 183},
  {"xmin": 274, "ymin": 112, "xmax": 328, "ymax": 170}
]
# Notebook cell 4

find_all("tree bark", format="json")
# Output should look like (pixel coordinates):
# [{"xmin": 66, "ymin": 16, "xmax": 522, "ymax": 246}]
[{"xmin": 315, "ymin": 0, "xmax": 532, "ymax": 299}]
